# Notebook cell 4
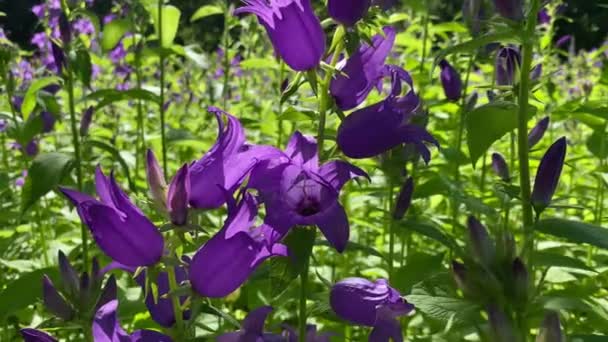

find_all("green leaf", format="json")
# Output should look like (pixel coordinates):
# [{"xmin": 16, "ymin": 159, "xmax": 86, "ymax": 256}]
[
  {"xmin": 190, "ymin": 5, "xmax": 223, "ymax": 22},
  {"xmin": 393, "ymin": 253, "xmax": 445, "ymax": 293},
  {"xmin": 268, "ymin": 228, "xmax": 315, "ymax": 297},
  {"xmin": 533, "ymin": 251, "xmax": 595, "ymax": 272},
  {"xmin": 21, "ymin": 152, "xmax": 74, "ymax": 214},
  {"xmin": 400, "ymin": 220, "xmax": 458, "ymax": 250},
  {"xmin": 240, "ymin": 57, "xmax": 279, "ymax": 70},
  {"xmin": 435, "ymin": 29, "xmax": 521, "ymax": 61},
  {"xmin": 149, "ymin": 5, "xmax": 181, "ymax": 48},
  {"xmin": 535, "ymin": 218, "xmax": 608, "ymax": 250},
  {"xmin": 86, "ymin": 139, "xmax": 135, "ymax": 192},
  {"xmin": 101, "ymin": 19, "xmax": 130, "ymax": 51},
  {"xmin": 83, "ymin": 88, "xmax": 161, "ymax": 109},
  {"xmin": 17, "ymin": 115, "xmax": 44, "ymax": 145},
  {"xmin": 0, "ymin": 267, "xmax": 59, "ymax": 319},
  {"xmin": 407, "ymin": 294, "xmax": 478, "ymax": 326},
  {"xmin": 73, "ymin": 49, "xmax": 92, "ymax": 88},
  {"xmin": 466, "ymin": 101, "xmax": 536, "ymax": 166},
  {"xmin": 21, "ymin": 76, "xmax": 62, "ymax": 120},
  {"xmin": 569, "ymin": 335, "xmax": 608, "ymax": 342}
]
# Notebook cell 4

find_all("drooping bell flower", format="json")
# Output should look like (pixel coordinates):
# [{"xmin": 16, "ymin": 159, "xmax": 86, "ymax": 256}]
[
  {"xmin": 492, "ymin": 0, "xmax": 523, "ymax": 21},
  {"xmin": 93, "ymin": 300, "xmax": 173, "ymax": 342},
  {"xmin": 60, "ymin": 167, "xmax": 165, "ymax": 267},
  {"xmin": 188, "ymin": 107, "xmax": 282, "ymax": 209},
  {"xmin": 337, "ymin": 65, "xmax": 438, "ymax": 162},
  {"xmin": 467, "ymin": 216, "xmax": 495, "ymax": 265},
  {"xmin": 439, "ymin": 59, "xmax": 462, "ymax": 101},
  {"xmin": 536, "ymin": 311, "xmax": 564, "ymax": 342},
  {"xmin": 330, "ymin": 277, "xmax": 414, "ymax": 342},
  {"xmin": 491, "ymin": 152, "xmax": 510, "ymax": 182},
  {"xmin": 528, "ymin": 116, "xmax": 550, "ymax": 149},
  {"xmin": 249, "ymin": 132, "xmax": 368, "ymax": 253},
  {"xmin": 167, "ymin": 164, "xmax": 190, "ymax": 226},
  {"xmin": 25, "ymin": 140, "xmax": 39, "ymax": 156},
  {"xmin": 330, "ymin": 26, "xmax": 396, "ymax": 111},
  {"xmin": 328, "ymin": 0, "xmax": 370, "ymax": 26},
  {"xmin": 80, "ymin": 106, "xmax": 94, "ymax": 136},
  {"xmin": 189, "ymin": 193, "xmax": 288, "ymax": 297},
  {"xmin": 20, "ymin": 329, "xmax": 57, "ymax": 342},
  {"xmin": 495, "ymin": 46, "xmax": 521, "ymax": 86},
  {"xmin": 234, "ymin": 0, "xmax": 325, "ymax": 71},
  {"xmin": 531, "ymin": 137, "xmax": 567, "ymax": 214},
  {"xmin": 393, "ymin": 177, "xmax": 413, "ymax": 220},
  {"xmin": 41, "ymin": 111, "xmax": 56, "ymax": 133},
  {"xmin": 217, "ymin": 306, "xmax": 283, "ymax": 341}
]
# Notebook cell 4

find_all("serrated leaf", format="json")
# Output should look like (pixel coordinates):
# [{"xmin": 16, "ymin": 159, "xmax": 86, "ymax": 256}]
[
  {"xmin": 190, "ymin": 5, "xmax": 223, "ymax": 22},
  {"xmin": 407, "ymin": 294, "xmax": 479, "ymax": 325},
  {"xmin": 21, "ymin": 152, "xmax": 74, "ymax": 214},
  {"xmin": 535, "ymin": 218, "xmax": 608, "ymax": 250}
]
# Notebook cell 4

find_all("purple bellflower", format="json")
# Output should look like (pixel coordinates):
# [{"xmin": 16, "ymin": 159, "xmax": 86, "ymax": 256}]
[
  {"xmin": 337, "ymin": 65, "xmax": 438, "ymax": 162},
  {"xmin": 328, "ymin": 0, "xmax": 370, "ymax": 26},
  {"xmin": 537, "ymin": 311, "xmax": 564, "ymax": 342},
  {"xmin": 20, "ymin": 329, "xmax": 57, "ymax": 342},
  {"xmin": 528, "ymin": 116, "xmax": 550, "ymax": 149},
  {"xmin": 146, "ymin": 149, "xmax": 168, "ymax": 211},
  {"xmin": 80, "ymin": 106, "xmax": 94, "ymax": 137},
  {"xmin": 41, "ymin": 111, "xmax": 56, "ymax": 133},
  {"xmin": 217, "ymin": 306, "xmax": 284, "ymax": 341},
  {"xmin": 439, "ymin": 59, "xmax": 462, "ymax": 101},
  {"xmin": 25, "ymin": 140, "xmax": 39, "ymax": 156},
  {"xmin": 167, "ymin": 164, "xmax": 190, "ymax": 226},
  {"xmin": 495, "ymin": 46, "xmax": 521, "ymax": 86},
  {"xmin": 60, "ymin": 167, "xmax": 164, "ymax": 267},
  {"xmin": 330, "ymin": 277, "xmax": 414, "ymax": 342},
  {"xmin": 491, "ymin": 152, "xmax": 510, "ymax": 182},
  {"xmin": 531, "ymin": 137, "xmax": 567, "ymax": 214},
  {"xmin": 330, "ymin": 26, "xmax": 396, "ymax": 111},
  {"xmin": 188, "ymin": 107, "xmax": 282, "ymax": 209},
  {"xmin": 538, "ymin": 8, "xmax": 551, "ymax": 25},
  {"xmin": 235, "ymin": 0, "xmax": 325, "ymax": 71},
  {"xmin": 556, "ymin": 35, "xmax": 572, "ymax": 49},
  {"xmin": 189, "ymin": 193, "xmax": 288, "ymax": 298},
  {"xmin": 530, "ymin": 63, "xmax": 543, "ymax": 82},
  {"xmin": 248, "ymin": 131, "xmax": 368, "ymax": 253},
  {"xmin": 393, "ymin": 177, "xmax": 413, "ymax": 220},
  {"xmin": 493, "ymin": 0, "xmax": 523, "ymax": 21},
  {"xmin": 93, "ymin": 299, "xmax": 173, "ymax": 342}
]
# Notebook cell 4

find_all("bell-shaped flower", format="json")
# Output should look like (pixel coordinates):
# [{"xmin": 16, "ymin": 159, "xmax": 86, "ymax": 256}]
[
  {"xmin": 328, "ymin": 0, "xmax": 370, "ymax": 26},
  {"xmin": 234, "ymin": 0, "xmax": 325, "ymax": 71},
  {"xmin": 79, "ymin": 106, "xmax": 94, "ymax": 137},
  {"xmin": 531, "ymin": 137, "xmax": 567, "ymax": 214},
  {"xmin": 337, "ymin": 65, "xmax": 438, "ymax": 162},
  {"xmin": 491, "ymin": 152, "xmax": 510, "ymax": 182},
  {"xmin": 467, "ymin": 216, "xmax": 495, "ymax": 265},
  {"xmin": 330, "ymin": 277, "xmax": 414, "ymax": 342},
  {"xmin": 330, "ymin": 26, "xmax": 396, "ymax": 111},
  {"xmin": 487, "ymin": 305, "xmax": 516, "ymax": 342},
  {"xmin": 60, "ymin": 167, "xmax": 164, "ymax": 267},
  {"xmin": 189, "ymin": 107, "xmax": 282, "ymax": 209},
  {"xmin": 249, "ymin": 132, "xmax": 368, "ymax": 253},
  {"xmin": 439, "ymin": 59, "xmax": 462, "ymax": 101},
  {"xmin": 528, "ymin": 116, "xmax": 549, "ymax": 149},
  {"xmin": 20, "ymin": 329, "xmax": 57, "ymax": 342},
  {"xmin": 189, "ymin": 193, "xmax": 288, "ymax": 298},
  {"xmin": 93, "ymin": 299, "xmax": 173, "ymax": 342},
  {"xmin": 493, "ymin": 0, "xmax": 523, "ymax": 21},
  {"xmin": 217, "ymin": 306, "xmax": 284, "ymax": 341},
  {"xmin": 393, "ymin": 177, "xmax": 413, "ymax": 220},
  {"xmin": 536, "ymin": 311, "xmax": 564, "ymax": 342},
  {"xmin": 495, "ymin": 46, "xmax": 521, "ymax": 86},
  {"xmin": 167, "ymin": 164, "xmax": 190, "ymax": 226}
]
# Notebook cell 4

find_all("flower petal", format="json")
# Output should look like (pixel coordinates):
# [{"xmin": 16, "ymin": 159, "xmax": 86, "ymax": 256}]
[
  {"xmin": 318, "ymin": 160, "xmax": 368, "ymax": 192},
  {"xmin": 20, "ymin": 329, "xmax": 57, "ymax": 342},
  {"xmin": 242, "ymin": 306, "xmax": 273, "ymax": 334},
  {"xmin": 130, "ymin": 330, "xmax": 173, "ymax": 342},
  {"xmin": 92, "ymin": 300, "xmax": 130, "ymax": 342},
  {"xmin": 285, "ymin": 131, "xmax": 318, "ymax": 169},
  {"xmin": 314, "ymin": 202, "xmax": 349, "ymax": 253}
]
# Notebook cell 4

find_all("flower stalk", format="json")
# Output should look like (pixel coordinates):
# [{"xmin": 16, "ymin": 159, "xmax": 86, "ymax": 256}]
[{"xmin": 158, "ymin": 0, "xmax": 168, "ymax": 179}]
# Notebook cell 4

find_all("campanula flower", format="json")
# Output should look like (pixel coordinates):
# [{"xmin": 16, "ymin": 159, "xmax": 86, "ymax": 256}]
[
  {"xmin": 328, "ymin": 0, "xmax": 370, "ymax": 26},
  {"xmin": 531, "ymin": 137, "xmax": 567, "ymax": 214},
  {"xmin": 190, "ymin": 194, "xmax": 288, "ymax": 297},
  {"xmin": 439, "ymin": 59, "xmax": 462, "ymax": 101},
  {"xmin": 235, "ymin": 0, "xmax": 325, "ymax": 71},
  {"xmin": 538, "ymin": 8, "xmax": 551, "ymax": 25},
  {"xmin": 528, "ymin": 116, "xmax": 549, "ymax": 149},
  {"xmin": 393, "ymin": 177, "xmax": 413, "ymax": 220},
  {"xmin": 493, "ymin": 0, "xmax": 523, "ymax": 21},
  {"xmin": 249, "ymin": 131, "xmax": 368, "ymax": 252},
  {"xmin": 80, "ymin": 107, "xmax": 94, "ymax": 137},
  {"xmin": 330, "ymin": 277, "xmax": 414, "ymax": 342},
  {"xmin": 495, "ymin": 46, "xmax": 521, "ymax": 86},
  {"xmin": 467, "ymin": 216, "xmax": 495, "ymax": 265},
  {"xmin": 41, "ymin": 111, "xmax": 56, "ymax": 133},
  {"xmin": 43, "ymin": 275, "xmax": 74, "ymax": 320},
  {"xmin": 330, "ymin": 26, "xmax": 396, "ymax": 111},
  {"xmin": 217, "ymin": 306, "xmax": 284, "ymax": 341},
  {"xmin": 61, "ymin": 167, "xmax": 164, "ymax": 267},
  {"xmin": 20, "ymin": 329, "xmax": 57, "ymax": 342},
  {"xmin": 487, "ymin": 305, "xmax": 515, "ymax": 342},
  {"xmin": 93, "ymin": 299, "xmax": 173, "ymax": 342},
  {"xmin": 537, "ymin": 311, "xmax": 564, "ymax": 342},
  {"xmin": 167, "ymin": 164, "xmax": 190, "ymax": 226},
  {"xmin": 337, "ymin": 65, "xmax": 438, "ymax": 162},
  {"xmin": 491, "ymin": 153, "xmax": 510, "ymax": 182},
  {"xmin": 25, "ymin": 140, "xmax": 39, "ymax": 156},
  {"xmin": 530, "ymin": 63, "xmax": 543, "ymax": 81},
  {"xmin": 188, "ymin": 107, "xmax": 282, "ymax": 209}
]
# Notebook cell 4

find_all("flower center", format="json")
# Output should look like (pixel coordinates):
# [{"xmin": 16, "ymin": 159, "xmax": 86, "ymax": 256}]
[{"xmin": 296, "ymin": 196, "xmax": 321, "ymax": 216}]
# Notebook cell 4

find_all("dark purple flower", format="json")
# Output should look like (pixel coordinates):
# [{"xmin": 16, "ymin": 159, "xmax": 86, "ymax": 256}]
[
  {"xmin": 20, "ymin": 329, "xmax": 57, "ymax": 342},
  {"xmin": 556, "ymin": 35, "xmax": 571, "ymax": 49},
  {"xmin": 337, "ymin": 66, "xmax": 438, "ymax": 162},
  {"xmin": 330, "ymin": 26, "xmax": 396, "ymax": 111},
  {"xmin": 487, "ymin": 305, "xmax": 515, "ymax": 342},
  {"xmin": 491, "ymin": 152, "xmax": 510, "ymax": 182},
  {"xmin": 530, "ymin": 63, "xmax": 542, "ymax": 81},
  {"xmin": 537, "ymin": 311, "xmax": 564, "ymax": 342},
  {"xmin": 73, "ymin": 18, "xmax": 95, "ymax": 36},
  {"xmin": 249, "ymin": 132, "xmax": 368, "ymax": 253},
  {"xmin": 531, "ymin": 137, "xmax": 567, "ymax": 213},
  {"xmin": 167, "ymin": 164, "xmax": 190, "ymax": 226},
  {"xmin": 467, "ymin": 216, "xmax": 494, "ymax": 264},
  {"xmin": 528, "ymin": 116, "xmax": 549, "ymax": 149},
  {"xmin": 109, "ymin": 42, "xmax": 127, "ymax": 63},
  {"xmin": 330, "ymin": 277, "xmax": 414, "ymax": 342},
  {"xmin": 51, "ymin": 41, "xmax": 66, "ymax": 74},
  {"xmin": 235, "ymin": 0, "xmax": 325, "ymax": 71},
  {"xmin": 146, "ymin": 149, "xmax": 168, "ymax": 210},
  {"xmin": 538, "ymin": 8, "xmax": 551, "ymax": 25},
  {"xmin": 393, "ymin": 177, "xmax": 413, "ymax": 220},
  {"xmin": 439, "ymin": 59, "xmax": 462, "ymax": 101},
  {"xmin": 495, "ymin": 46, "xmax": 521, "ymax": 86},
  {"xmin": 493, "ymin": 0, "xmax": 523, "ymax": 21},
  {"xmin": 328, "ymin": 0, "xmax": 370, "ymax": 26},
  {"xmin": 190, "ymin": 194, "xmax": 288, "ymax": 297},
  {"xmin": 41, "ymin": 111, "xmax": 56, "ymax": 133},
  {"xmin": 80, "ymin": 106, "xmax": 94, "ymax": 137},
  {"xmin": 462, "ymin": 0, "xmax": 484, "ymax": 35},
  {"xmin": 60, "ymin": 167, "xmax": 165, "ymax": 267},
  {"xmin": 43, "ymin": 275, "xmax": 74, "ymax": 320},
  {"xmin": 217, "ymin": 306, "xmax": 283, "ymax": 341},
  {"xmin": 93, "ymin": 299, "xmax": 173, "ymax": 342},
  {"xmin": 0, "ymin": 119, "xmax": 7, "ymax": 133},
  {"xmin": 188, "ymin": 107, "xmax": 283, "ymax": 209},
  {"xmin": 25, "ymin": 140, "xmax": 39, "ymax": 156},
  {"xmin": 58, "ymin": 12, "xmax": 71, "ymax": 44}
]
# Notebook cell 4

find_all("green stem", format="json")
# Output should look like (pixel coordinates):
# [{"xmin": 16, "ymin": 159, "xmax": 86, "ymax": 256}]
[
  {"xmin": 167, "ymin": 265, "xmax": 185, "ymax": 337},
  {"xmin": 132, "ymin": 21, "xmax": 146, "ymax": 179},
  {"xmin": 388, "ymin": 180, "xmax": 395, "ymax": 281},
  {"xmin": 298, "ymin": 254, "xmax": 310, "ymax": 342},
  {"xmin": 158, "ymin": 0, "xmax": 168, "ymax": 179},
  {"xmin": 277, "ymin": 61, "xmax": 285, "ymax": 146}
]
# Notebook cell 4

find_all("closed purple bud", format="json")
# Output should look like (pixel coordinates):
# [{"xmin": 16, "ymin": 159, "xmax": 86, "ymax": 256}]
[
  {"xmin": 59, "ymin": 13, "xmax": 71, "ymax": 45},
  {"xmin": 512, "ymin": 257, "xmax": 529, "ymax": 302},
  {"xmin": 537, "ymin": 8, "xmax": 551, "ymax": 25},
  {"xmin": 556, "ymin": 35, "xmax": 571, "ymax": 49},
  {"xmin": 58, "ymin": 251, "xmax": 79, "ymax": 298},
  {"xmin": 530, "ymin": 63, "xmax": 542, "ymax": 81},
  {"xmin": 451, "ymin": 261, "xmax": 468, "ymax": 293},
  {"xmin": 439, "ymin": 60, "xmax": 462, "ymax": 101},
  {"xmin": 167, "ymin": 164, "xmax": 190, "ymax": 226},
  {"xmin": 488, "ymin": 305, "xmax": 516, "ymax": 342},
  {"xmin": 536, "ymin": 311, "xmax": 564, "ymax": 342},
  {"xmin": 51, "ymin": 41, "xmax": 65, "ymax": 74},
  {"xmin": 531, "ymin": 137, "xmax": 567, "ymax": 214},
  {"xmin": 495, "ymin": 46, "xmax": 521, "ymax": 86},
  {"xmin": 491, "ymin": 153, "xmax": 510, "ymax": 182},
  {"xmin": 393, "ymin": 177, "xmax": 413, "ymax": 219},
  {"xmin": 20, "ymin": 329, "xmax": 57, "ymax": 342},
  {"xmin": 235, "ymin": 0, "xmax": 325, "ymax": 71},
  {"xmin": 80, "ymin": 106, "xmax": 94, "ymax": 136},
  {"xmin": 467, "ymin": 216, "xmax": 495, "ymax": 264},
  {"xmin": 328, "ymin": 0, "xmax": 371, "ymax": 26},
  {"xmin": 493, "ymin": 0, "xmax": 523, "ymax": 21},
  {"xmin": 146, "ymin": 149, "xmax": 167, "ymax": 210},
  {"xmin": 25, "ymin": 140, "xmax": 39, "ymax": 156},
  {"xmin": 280, "ymin": 78, "xmax": 289, "ymax": 93},
  {"xmin": 94, "ymin": 275, "xmax": 117, "ymax": 312},
  {"xmin": 43, "ymin": 275, "xmax": 74, "ymax": 321},
  {"xmin": 463, "ymin": 0, "xmax": 484, "ymax": 35},
  {"xmin": 528, "ymin": 116, "xmax": 549, "ymax": 149},
  {"xmin": 41, "ymin": 111, "xmax": 56, "ymax": 133}
]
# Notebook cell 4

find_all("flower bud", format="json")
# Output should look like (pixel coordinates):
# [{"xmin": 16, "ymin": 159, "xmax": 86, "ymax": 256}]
[
  {"xmin": 512, "ymin": 257, "xmax": 529, "ymax": 303},
  {"xmin": 491, "ymin": 153, "xmax": 510, "ymax": 182},
  {"xmin": 531, "ymin": 137, "xmax": 567, "ymax": 214},
  {"xmin": 393, "ymin": 177, "xmax": 413, "ymax": 220},
  {"xmin": 495, "ymin": 46, "xmax": 521, "ymax": 86},
  {"xmin": 51, "ymin": 41, "xmax": 66, "ymax": 74},
  {"xmin": 43, "ymin": 275, "xmax": 74, "ymax": 321},
  {"xmin": 167, "ymin": 164, "xmax": 190, "ymax": 226},
  {"xmin": 80, "ymin": 106, "xmax": 94, "ymax": 136},
  {"xmin": 328, "ymin": 0, "xmax": 371, "ymax": 26},
  {"xmin": 25, "ymin": 140, "xmax": 39, "ymax": 156},
  {"xmin": 487, "ymin": 305, "xmax": 516, "ymax": 342},
  {"xmin": 41, "ymin": 111, "xmax": 56, "ymax": 133},
  {"xmin": 493, "ymin": 0, "xmax": 523, "ymax": 21},
  {"xmin": 59, "ymin": 13, "xmax": 71, "ymax": 45},
  {"xmin": 451, "ymin": 261, "xmax": 469, "ymax": 293},
  {"xmin": 530, "ymin": 63, "xmax": 542, "ymax": 81},
  {"xmin": 528, "ymin": 116, "xmax": 549, "ymax": 149},
  {"xmin": 537, "ymin": 8, "xmax": 551, "ymax": 25},
  {"xmin": 439, "ymin": 60, "xmax": 462, "ymax": 101},
  {"xmin": 58, "ymin": 250, "xmax": 79, "ymax": 299},
  {"xmin": 467, "ymin": 216, "xmax": 495, "ymax": 264},
  {"xmin": 146, "ymin": 149, "xmax": 167, "ymax": 211},
  {"xmin": 462, "ymin": 0, "xmax": 484, "ymax": 35},
  {"xmin": 536, "ymin": 311, "xmax": 564, "ymax": 342}
]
